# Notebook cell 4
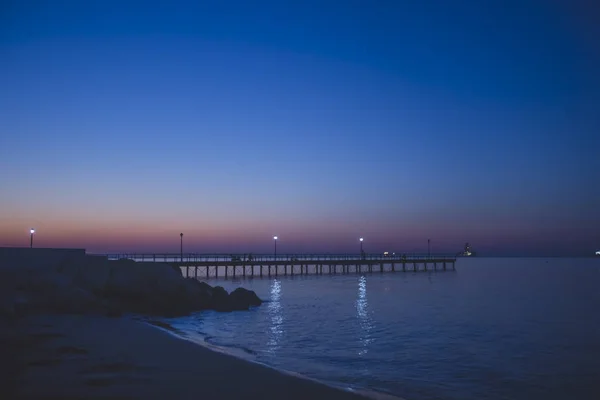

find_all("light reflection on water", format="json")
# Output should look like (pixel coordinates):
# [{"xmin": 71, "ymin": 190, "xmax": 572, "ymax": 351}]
[
  {"xmin": 267, "ymin": 279, "xmax": 283, "ymax": 353},
  {"xmin": 356, "ymin": 275, "xmax": 373, "ymax": 356},
  {"xmin": 171, "ymin": 259, "xmax": 600, "ymax": 400}
]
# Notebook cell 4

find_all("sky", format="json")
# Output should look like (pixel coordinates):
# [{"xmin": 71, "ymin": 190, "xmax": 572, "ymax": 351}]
[{"xmin": 1, "ymin": 0, "xmax": 599, "ymax": 256}]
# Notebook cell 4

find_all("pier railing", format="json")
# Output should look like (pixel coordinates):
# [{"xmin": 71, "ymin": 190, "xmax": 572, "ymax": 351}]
[{"xmin": 100, "ymin": 253, "xmax": 457, "ymax": 263}]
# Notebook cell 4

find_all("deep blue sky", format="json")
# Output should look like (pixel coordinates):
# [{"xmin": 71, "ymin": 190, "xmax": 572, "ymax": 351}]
[{"xmin": 1, "ymin": 0, "xmax": 599, "ymax": 255}]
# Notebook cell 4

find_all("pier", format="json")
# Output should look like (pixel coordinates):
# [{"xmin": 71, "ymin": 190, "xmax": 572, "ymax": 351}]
[{"xmin": 103, "ymin": 253, "xmax": 457, "ymax": 279}]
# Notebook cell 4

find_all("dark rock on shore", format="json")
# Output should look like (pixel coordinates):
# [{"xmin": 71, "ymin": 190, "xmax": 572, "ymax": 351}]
[
  {"xmin": 205, "ymin": 286, "xmax": 264, "ymax": 312},
  {"xmin": 211, "ymin": 286, "xmax": 231, "ymax": 311},
  {"xmin": 182, "ymin": 278, "xmax": 212, "ymax": 310},
  {"xmin": 1, "ymin": 257, "xmax": 263, "ymax": 319},
  {"xmin": 230, "ymin": 288, "xmax": 263, "ymax": 310}
]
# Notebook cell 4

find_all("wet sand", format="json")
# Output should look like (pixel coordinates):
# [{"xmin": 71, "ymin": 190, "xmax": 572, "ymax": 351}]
[{"xmin": 0, "ymin": 314, "xmax": 375, "ymax": 400}]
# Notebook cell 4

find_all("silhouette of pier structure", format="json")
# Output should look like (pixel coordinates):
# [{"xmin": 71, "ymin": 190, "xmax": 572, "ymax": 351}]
[{"xmin": 104, "ymin": 253, "xmax": 457, "ymax": 279}]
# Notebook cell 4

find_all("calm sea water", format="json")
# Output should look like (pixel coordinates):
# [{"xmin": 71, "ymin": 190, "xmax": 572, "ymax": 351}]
[{"xmin": 169, "ymin": 258, "xmax": 600, "ymax": 400}]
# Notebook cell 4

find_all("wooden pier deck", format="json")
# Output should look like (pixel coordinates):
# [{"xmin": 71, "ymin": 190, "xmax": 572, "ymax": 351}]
[{"xmin": 104, "ymin": 253, "xmax": 457, "ymax": 279}]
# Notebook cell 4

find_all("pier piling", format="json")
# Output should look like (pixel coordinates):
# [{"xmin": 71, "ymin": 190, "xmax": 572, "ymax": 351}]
[{"xmin": 128, "ymin": 253, "xmax": 456, "ymax": 280}]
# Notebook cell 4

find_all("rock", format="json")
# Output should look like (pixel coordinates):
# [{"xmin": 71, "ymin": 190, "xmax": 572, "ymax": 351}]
[
  {"xmin": 9, "ymin": 279, "xmax": 105, "ymax": 317},
  {"xmin": 56, "ymin": 256, "xmax": 112, "ymax": 296},
  {"xmin": 229, "ymin": 287, "xmax": 263, "ymax": 310},
  {"xmin": 210, "ymin": 286, "xmax": 231, "ymax": 311},
  {"xmin": 0, "ymin": 253, "xmax": 263, "ymax": 317},
  {"xmin": 183, "ymin": 278, "xmax": 213, "ymax": 294},
  {"xmin": 104, "ymin": 262, "xmax": 183, "ymax": 298},
  {"xmin": 24, "ymin": 270, "xmax": 75, "ymax": 294},
  {"xmin": 42, "ymin": 286, "xmax": 104, "ymax": 315},
  {"xmin": 208, "ymin": 286, "xmax": 263, "ymax": 312},
  {"xmin": 99, "ymin": 266, "xmax": 216, "ymax": 317},
  {"xmin": 195, "ymin": 280, "xmax": 214, "ymax": 295},
  {"xmin": 178, "ymin": 280, "xmax": 263, "ymax": 313},
  {"xmin": 181, "ymin": 278, "xmax": 211, "ymax": 310}
]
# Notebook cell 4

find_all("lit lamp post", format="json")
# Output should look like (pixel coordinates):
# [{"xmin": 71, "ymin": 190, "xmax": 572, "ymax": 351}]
[
  {"xmin": 180, "ymin": 233, "xmax": 183, "ymax": 262},
  {"xmin": 359, "ymin": 237, "xmax": 364, "ymax": 258},
  {"xmin": 273, "ymin": 236, "xmax": 278, "ymax": 259},
  {"xmin": 30, "ymin": 229, "xmax": 35, "ymax": 248}
]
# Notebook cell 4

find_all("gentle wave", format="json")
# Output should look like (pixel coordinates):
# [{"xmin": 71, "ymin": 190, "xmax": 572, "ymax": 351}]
[
  {"xmin": 168, "ymin": 258, "xmax": 600, "ymax": 400},
  {"xmin": 144, "ymin": 317, "xmax": 401, "ymax": 399}
]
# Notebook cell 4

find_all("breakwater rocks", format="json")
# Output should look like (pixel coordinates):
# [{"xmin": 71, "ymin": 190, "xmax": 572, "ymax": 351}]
[{"xmin": 0, "ymin": 254, "xmax": 262, "ymax": 318}]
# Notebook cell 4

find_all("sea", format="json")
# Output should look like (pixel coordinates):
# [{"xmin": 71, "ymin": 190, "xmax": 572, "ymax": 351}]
[{"xmin": 167, "ymin": 258, "xmax": 600, "ymax": 400}]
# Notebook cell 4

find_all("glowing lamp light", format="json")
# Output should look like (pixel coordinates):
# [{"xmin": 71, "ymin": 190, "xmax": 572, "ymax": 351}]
[
  {"xmin": 359, "ymin": 237, "xmax": 364, "ymax": 242},
  {"xmin": 273, "ymin": 236, "xmax": 278, "ymax": 240},
  {"xmin": 29, "ymin": 228, "xmax": 35, "ymax": 248}
]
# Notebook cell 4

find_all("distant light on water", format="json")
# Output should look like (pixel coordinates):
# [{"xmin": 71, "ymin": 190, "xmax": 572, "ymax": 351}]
[
  {"xmin": 174, "ymin": 259, "xmax": 600, "ymax": 399},
  {"xmin": 267, "ymin": 279, "xmax": 283, "ymax": 353},
  {"xmin": 356, "ymin": 275, "xmax": 373, "ymax": 356},
  {"xmin": 357, "ymin": 276, "xmax": 367, "ymax": 320}
]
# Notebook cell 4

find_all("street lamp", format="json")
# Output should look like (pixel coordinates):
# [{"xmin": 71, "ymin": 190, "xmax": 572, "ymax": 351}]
[
  {"xmin": 359, "ymin": 237, "xmax": 364, "ymax": 256},
  {"xmin": 428, "ymin": 238, "xmax": 431, "ymax": 258},
  {"xmin": 273, "ymin": 236, "xmax": 278, "ymax": 259},
  {"xmin": 30, "ymin": 229, "xmax": 35, "ymax": 248},
  {"xmin": 180, "ymin": 233, "xmax": 183, "ymax": 262}
]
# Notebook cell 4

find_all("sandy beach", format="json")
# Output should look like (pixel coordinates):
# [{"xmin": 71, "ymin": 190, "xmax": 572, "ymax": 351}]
[
  {"xmin": 1, "ymin": 314, "xmax": 377, "ymax": 400},
  {"xmin": 0, "ymin": 249, "xmax": 397, "ymax": 400}
]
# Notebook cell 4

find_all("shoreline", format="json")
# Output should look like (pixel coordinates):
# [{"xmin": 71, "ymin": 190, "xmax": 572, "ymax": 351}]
[
  {"xmin": 1, "ymin": 313, "xmax": 401, "ymax": 400},
  {"xmin": 142, "ymin": 316, "xmax": 403, "ymax": 400}
]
